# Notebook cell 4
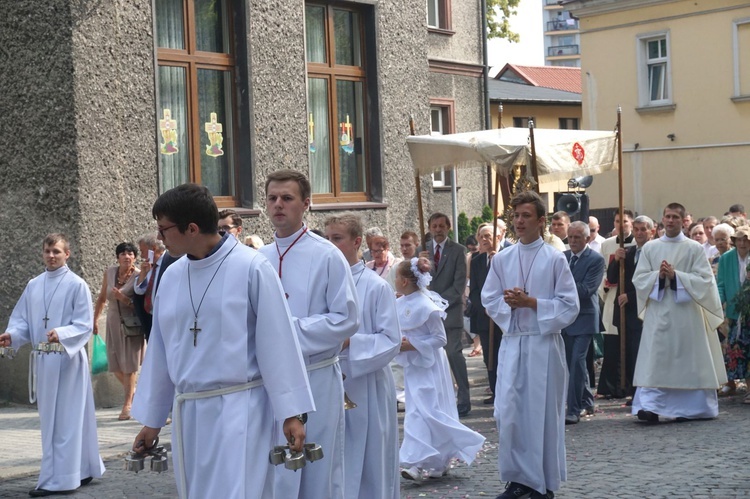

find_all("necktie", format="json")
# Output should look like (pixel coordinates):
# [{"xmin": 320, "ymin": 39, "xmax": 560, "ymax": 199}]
[
  {"xmin": 635, "ymin": 248, "xmax": 641, "ymax": 265},
  {"xmin": 143, "ymin": 264, "xmax": 158, "ymax": 314},
  {"xmin": 434, "ymin": 244, "xmax": 441, "ymax": 267},
  {"xmin": 569, "ymin": 255, "xmax": 578, "ymax": 270}
]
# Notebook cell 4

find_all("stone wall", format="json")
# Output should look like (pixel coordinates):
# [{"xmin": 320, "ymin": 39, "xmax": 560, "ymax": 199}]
[{"xmin": 0, "ymin": 0, "xmax": 485, "ymax": 404}]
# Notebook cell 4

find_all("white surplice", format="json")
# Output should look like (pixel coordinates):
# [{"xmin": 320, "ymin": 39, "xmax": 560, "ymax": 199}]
[
  {"xmin": 631, "ymin": 233, "xmax": 726, "ymax": 419},
  {"xmin": 6, "ymin": 265, "xmax": 104, "ymax": 492},
  {"xmin": 340, "ymin": 262, "xmax": 400, "ymax": 499},
  {"xmin": 395, "ymin": 291, "xmax": 485, "ymax": 472},
  {"xmin": 132, "ymin": 238, "xmax": 314, "ymax": 499},
  {"xmin": 481, "ymin": 237, "xmax": 580, "ymax": 495},
  {"xmin": 260, "ymin": 226, "xmax": 359, "ymax": 499},
  {"xmin": 599, "ymin": 235, "xmax": 636, "ymax": 336}
]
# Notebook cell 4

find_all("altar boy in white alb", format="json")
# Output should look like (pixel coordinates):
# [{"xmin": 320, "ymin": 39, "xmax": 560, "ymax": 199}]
[
  {"xmin": 261, "ymin": 169, "xmax": 360, "ymax": 499},
  {"xmin": 0, "ymin": 234, "xmax": 104, "ymax": 497},
  {"xmin": 482, "ymin": 191, "xmax": 580, "ymax": 499},
  {"xmin": 324, "ymin": 213, "xmax": 401, "ymax": 499},
  {"xmin": 131, "ymin": 184, "xmax": 314, "ymax": 499},
  {"xmin": 631, "ymin": 202, "xmax": 726, "ymax": 423}
]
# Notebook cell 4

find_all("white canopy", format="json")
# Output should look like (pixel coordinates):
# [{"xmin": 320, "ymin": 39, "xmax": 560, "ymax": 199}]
[{"xmin": 407, "ymin": 127, "xmax": 618, "ymax": 183}]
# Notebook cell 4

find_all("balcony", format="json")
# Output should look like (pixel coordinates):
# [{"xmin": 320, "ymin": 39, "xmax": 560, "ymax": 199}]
[
  {"xmin": 548, "ymin": 44, "xmax": 580, "ymax": 57},
  {"xmin": 545, "ymin": 0, "xmax": 562, "ymax": 6},
  {"xmin": 547, "ymin": 19, "xmax": 579, "ymax": 32}
]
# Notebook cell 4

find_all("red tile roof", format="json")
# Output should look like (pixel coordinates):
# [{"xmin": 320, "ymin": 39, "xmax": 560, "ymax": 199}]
[{"xmin": 496, "ymin": 63, "xmax": 582, "ymax": 94}]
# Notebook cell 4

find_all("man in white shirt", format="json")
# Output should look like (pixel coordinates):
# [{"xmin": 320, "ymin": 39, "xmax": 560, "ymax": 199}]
[
  {"xmin": 588, "ymin": 216, "xmax": 606, "ymax": 254},
  {"xmin": 1, "ymin": 234, "xmax": 105, "ymax": 497},
  {"xmin": 131, "ymin": 184, "xmax": 313, "ymax": 498},
  {"xmin": 482, "ymin": 191, "xmax": 579, "ymax": 499},
  {"xmin": 632, "ymin": 202, "xmax": 726, "ymax": 422},
  {"xmin": 260, "ymin": 169, "xmax": 360, "ymax": 499}
]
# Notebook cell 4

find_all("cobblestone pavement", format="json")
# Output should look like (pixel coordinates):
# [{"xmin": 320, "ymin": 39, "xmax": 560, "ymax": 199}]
[{"xmin": 2, "ymin": 353, "xmax": 750, "ymax": 498}]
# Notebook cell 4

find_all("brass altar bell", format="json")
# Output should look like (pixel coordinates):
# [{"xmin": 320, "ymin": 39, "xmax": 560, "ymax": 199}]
[
  {"xmin": 342, "ymin": 374, "xmax": 357, "ymax": 410},
  {"xmin": 269, "ymin": 442, "xmax": 324, "ymax": 471},
  {"xmin": 0, "ymin": 347, "xmax": 15, "ymax": 359},
  {"xmin": 125, "ymin": 437, "xmax": 169, "ymax": 473}
]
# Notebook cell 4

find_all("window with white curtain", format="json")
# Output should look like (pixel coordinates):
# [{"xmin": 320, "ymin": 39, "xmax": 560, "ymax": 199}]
[
  {"xmin": 306, "ymin": 3, "xmax": 370, "ymax": 202},
  {"xmin": 637, "ymin": 32, "xmax": 672, "ymax": 108},
  {"xmin": 430, "ymin": 105, "xmax": 452, "ymax": 187},
  {"xmin": 154, "ymin": 0, "xmax": 240, "ymax": 206}
]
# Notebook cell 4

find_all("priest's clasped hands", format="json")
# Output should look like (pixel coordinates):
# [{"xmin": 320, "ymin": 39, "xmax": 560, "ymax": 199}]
[{"xmin": 659, "ymin": 260, "xmax": 675, "ymax": 280}]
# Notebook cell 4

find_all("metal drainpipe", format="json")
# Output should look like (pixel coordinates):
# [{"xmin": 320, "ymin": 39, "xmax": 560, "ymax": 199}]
[{"xmin": 481, "ymin": 0, "xmax": 493, "ymax": 206}]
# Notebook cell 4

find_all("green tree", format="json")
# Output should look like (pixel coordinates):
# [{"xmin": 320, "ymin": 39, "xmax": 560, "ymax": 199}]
[{"xmin": 487, "ymin": 0, "xmax": 521, "ymax": 42}]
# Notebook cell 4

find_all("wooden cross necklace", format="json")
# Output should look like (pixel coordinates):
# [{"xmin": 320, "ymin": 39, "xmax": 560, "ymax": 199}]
[
  {"xmin": 43, "ymin": 270, "xmax": 69, "ymax": 328},
  {"xmin": 187, "ymin": 240, "xmax": 238, "ymax": 346}
]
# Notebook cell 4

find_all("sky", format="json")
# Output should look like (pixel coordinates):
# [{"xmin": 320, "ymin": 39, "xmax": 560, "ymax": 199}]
[{"xmin": 487, "ymin": 0, "xmax": 545, "ymax": 74}]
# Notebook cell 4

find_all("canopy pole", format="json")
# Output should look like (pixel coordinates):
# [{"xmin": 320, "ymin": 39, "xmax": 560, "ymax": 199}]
[
  {"xmin": 488, "ymin": 169, "xmax": 502, "ymax": 373},
  {"xmin": 410, "ymin": 115, "xmax": 427, "ymax": 250},
  {"xmin": 451, "ymin": 169, "xmax": 459, "ymax": 243},
  {"xmin": 528, "ymin": 120, "xmax": 541, "ymax": 193},
  {"xmin": 616, "ymin": 106, "xmax": 628, "ymax": 392}
]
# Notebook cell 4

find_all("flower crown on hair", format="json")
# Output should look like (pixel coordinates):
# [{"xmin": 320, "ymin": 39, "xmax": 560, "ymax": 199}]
[{"xmin": 410, "ymin": 257, "xmax": 432, "ymax": 290}]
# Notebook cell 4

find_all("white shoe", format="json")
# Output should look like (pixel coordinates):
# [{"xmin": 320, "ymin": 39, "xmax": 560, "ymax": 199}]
[
  {"xmin": 401, "ymin": 466, "xmax": 423, "ymax": 482},
  {"xmin": 427, "ymin": 467, "xmax": 449, "ymax": 478}
]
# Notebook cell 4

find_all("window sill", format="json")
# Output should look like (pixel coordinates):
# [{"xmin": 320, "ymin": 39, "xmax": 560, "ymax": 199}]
[
  {"xmin": 731, "ymin": 95, "xmax": 750, "ymax": 103},
  {"xmin": 310, "ymin": 201, "xmax": 389, "ymax": 212},
  {"xmin": 635, "ymin": 103, "xmax": 676, "ymax": 114},
  {"xmin": 427, "ymin": 27, "xmax": 455, "ymax": 36},
  {"xmin": 230, "ymin": 208, "xmax": 262, "ymax": 217},
  {"xmin": 432, "ymin": 186, "xmax": 460, "ymax": 192}
]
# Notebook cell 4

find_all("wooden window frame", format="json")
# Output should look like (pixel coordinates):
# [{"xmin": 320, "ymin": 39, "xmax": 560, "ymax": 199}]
[
  {"xmin": 558, "ymin": 117, "xmax": 579, "ymax": 130},
  {"xmin": 155, "ymin": 0, "xmax": 241, "ymax": 208},
  {"xmin": 427, "ymin": 0, "xmax": 453, "ymax": 33},
  {"xmin": 307, "ymin": 2, "xmax": 370, "ymax": 204}
]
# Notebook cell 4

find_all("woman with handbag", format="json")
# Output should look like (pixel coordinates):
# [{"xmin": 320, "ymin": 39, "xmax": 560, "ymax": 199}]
[{"xmin": 93, "ymin": 242, "xmax": 144, "ymax": 420}]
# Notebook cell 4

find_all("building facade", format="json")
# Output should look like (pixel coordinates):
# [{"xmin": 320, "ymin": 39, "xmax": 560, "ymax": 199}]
[
  {"xmin": 567, "ymin": 0, "xmax": 750, "ymax": 220},
  {"xmin": 0, "ymin": 0, "xmax": 488, "ymax": 404}
]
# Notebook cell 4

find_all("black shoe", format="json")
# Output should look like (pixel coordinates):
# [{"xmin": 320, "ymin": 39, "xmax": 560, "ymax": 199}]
[
  {"xmin": 530, "ymin": 491, "xmax": 555, "ymax": 499},
  {"xmin": 564, "ymin": 414, "xmax": 579, "ymax": 425},
  {"xmin": 457, "ymin": 404, "xmax": 471, "ymax": 417},
  {"xmin": 636, "ymin": 409, "xmax": 659, "ymax": 423},
  {"xmin": 483, "ymin": 395, "xmax": 495, "ymax": 405},
  {"xmin": 496, "ymin": 482, "xmax": 535, "ymax": 499},
  {"xmin": 29, "ymin": 489, "xmax": 74, "ymax": 497},
  {"xmin": 80, "ymin": 477, "xmax": 93, "ymax": 487},
  {"xmin": 580, "ymin": 405, "xmax": 595, "ymax": 416}
]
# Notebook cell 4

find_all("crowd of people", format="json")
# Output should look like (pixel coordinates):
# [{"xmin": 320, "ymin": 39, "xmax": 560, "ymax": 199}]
[{"xmin": 2, "ymin": 176, "xmax": 747, "ymax": 498}]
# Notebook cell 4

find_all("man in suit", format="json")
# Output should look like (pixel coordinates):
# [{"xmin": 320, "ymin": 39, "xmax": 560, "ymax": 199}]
[
  {"xmin": 423, "ymin": 212, "xmax": 471, "ymax": 416},
  {"xmin": 606, "ymin": 215, "xmax": 655, "ymax": 400},
  {"xmin": 551, "ymin": 211, "xmax": 571, "ymax": 248},
  {"xmin": 470, "ymin": 222, "xmax": 512, "ymax": 405},
  {"xmin": 562, "ymin": 221, "xmax": 606, "ymax": 424},
  {"xmin": 134, "ymin": 233, "xmax": 179, "ymax": 342}
]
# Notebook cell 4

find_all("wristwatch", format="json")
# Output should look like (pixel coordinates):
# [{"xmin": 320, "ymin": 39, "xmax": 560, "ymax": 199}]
[{"xmin": 294, "ymin": 413, "xmax": 308, "ymax": 425}]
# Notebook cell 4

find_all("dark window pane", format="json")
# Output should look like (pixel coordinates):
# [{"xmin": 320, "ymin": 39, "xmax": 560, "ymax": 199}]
[
  {"xmin": 155, "ymin": 0, "xmax": 185, "ymax": 49},
  {"xmin": 427, "ymin": 0, "xmax": 438, "ymax": 27},
  {"xmin": 336, "ymin": 79, "xmax": 366, "ymax": 192},
  {"xmin": 306, "ymin": 5, "xmax": 327, "ymax": 63},
  {"xmin": 648, "ymin": 39, "xmax": 659, "ymax": 59},
  {"xmin": 158, "ymin": 66, "xmax": 190, "ymax": 191},
  {"xmin": 195, "ymin": 0, "xmax": 230, "ymax": 53},
  {"xmin": 334, "ymin": 10, "xmax": 361, "ymax": 67},
  {"xmin": 198, "ymin": 69, "xmax": 234, "ymax": 196},
  {"xmin": 308, "ymin": 78, "xmax": 332, "ymax": 194}
]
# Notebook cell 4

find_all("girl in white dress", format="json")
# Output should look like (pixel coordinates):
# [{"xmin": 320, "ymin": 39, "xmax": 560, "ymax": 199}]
[{"xmin": 395, "ymin": 257, "xmax": 485, "ymax": 482}]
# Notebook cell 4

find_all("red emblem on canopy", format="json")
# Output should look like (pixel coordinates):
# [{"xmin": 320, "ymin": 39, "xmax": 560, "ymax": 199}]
[{"xmin": 572, "ymin": 142, "xmax": 585, "ymax": 165}]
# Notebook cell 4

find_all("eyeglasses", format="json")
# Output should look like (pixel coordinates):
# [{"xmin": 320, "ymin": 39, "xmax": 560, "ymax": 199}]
[
  {"xmin": 158, "ymin": 224, "xmax": 178, "ymax": 238},
  {"xmin": 219, "ymin": 225, "xmax": 237, "ymax": 232},
  {"xmin": 370, "ymin": 249, "xmax": 386, "ymax": 254}
]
